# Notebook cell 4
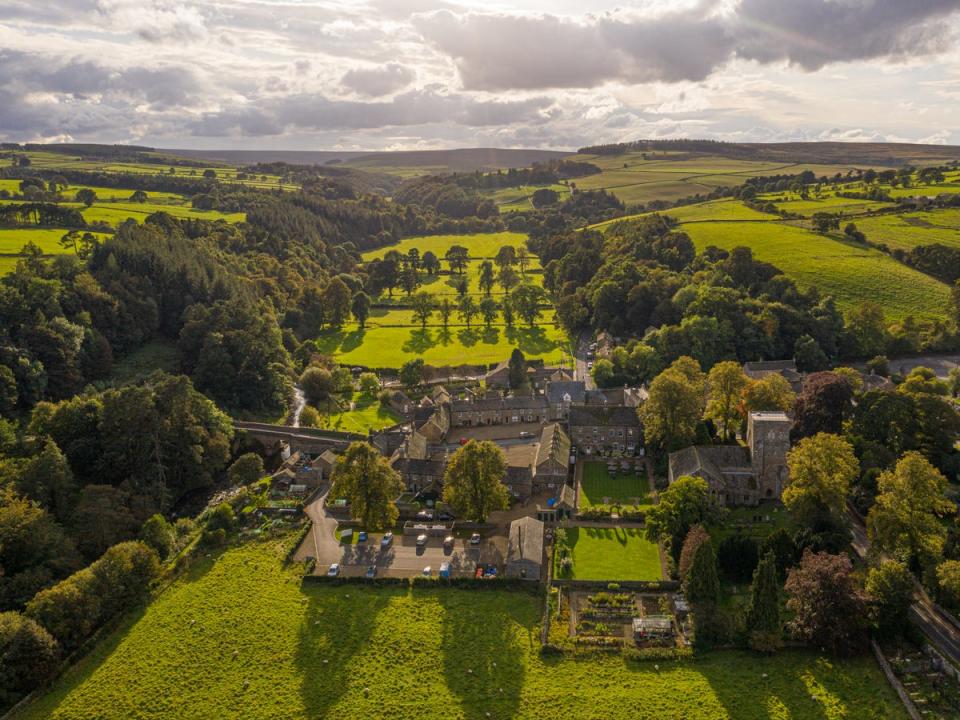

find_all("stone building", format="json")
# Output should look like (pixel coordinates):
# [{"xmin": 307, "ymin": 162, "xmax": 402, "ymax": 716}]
[
  {"xmin": 567, "ymin": 405, "xmax": 641, "ymax": 454},
  {"xmin": 545, "ymin": 380, "xmax": 586, "ymax": 421},
  {"xmin": 667, "ymin": 411, "xmax": 792, "ymax": 506},
  {"xmin": 449, "ymin": 396, "xmax": 548, "ymax": 427}
]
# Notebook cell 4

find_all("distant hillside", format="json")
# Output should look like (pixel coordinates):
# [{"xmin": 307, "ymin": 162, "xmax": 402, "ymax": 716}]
[{"xmin": 578, "ymin": 139, "xmax": 960, "ymax": 167}]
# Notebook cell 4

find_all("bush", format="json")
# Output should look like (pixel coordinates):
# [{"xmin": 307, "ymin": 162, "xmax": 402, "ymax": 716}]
[
  {"xmin": 25, "ymin": 568, "xmax": 100, "ymax": 651},
  {"xmin": 717, "ymin": 534, "xmax": 759, "ymax": 582},
  {"xmin": 206, "ymin": 503, "xmax": 235, "ymax": 533},
  {"xmin": 0, "ymin": 612, "xmax": 61, "ymax": 706},
  {"xmin": 300, "ymin": 366, "xmax": 335, "ymax": 403},
  {"xmin": 139, "ymin": 514, "xmax": 175, "ymax": 559},
  {"xmin": 228, "ymin": 453, "xmax": 265, "ymax": 486}
]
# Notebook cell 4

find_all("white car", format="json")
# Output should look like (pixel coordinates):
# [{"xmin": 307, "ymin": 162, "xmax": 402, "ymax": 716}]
[
  {"xmin": 443, "ymin": 535, "xmax": 455, "ymax": 547},
  {"xmin": 587, "ymin": 361, "xmax": 594, "ymax": 370},
  {"xmin": 423, "ymin": 566, "xmax": 432, "ymax": 576},
  {"xmin": 380, "ymin": 532, "xmax": 394, "ymax": 548},
  {"xmin": 416, "ymin": 534, "xmax": 428, "ymax": 546},
  {"xmin": 469, "ymin": 533, "xmax": 482, "ymax": 545},
  {"xmin": 326, "ymin": 563, "xmax": 340, "ymax": 577}
]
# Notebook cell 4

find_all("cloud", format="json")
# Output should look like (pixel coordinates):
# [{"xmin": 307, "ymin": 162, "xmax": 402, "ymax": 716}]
[
  {"xmin": 414, "ymin": 1, "xmax": 960, "ymax": 91},
  {"xmin": 341, "ymin": 63, "xmax": 415, "ymax": 96}
]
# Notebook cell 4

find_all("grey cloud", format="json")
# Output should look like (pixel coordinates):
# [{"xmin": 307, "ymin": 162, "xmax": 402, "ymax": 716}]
[
  {"xmin": 341, "ymin": 63, "xmax": 415, "ymax": 96},
  {"xmin": 414, "ymin": 1, "xmax": 960, "ymax": 91},
  {"xmin": 188, "ymin": 89, "xmax": 554, "ymax": 136}
]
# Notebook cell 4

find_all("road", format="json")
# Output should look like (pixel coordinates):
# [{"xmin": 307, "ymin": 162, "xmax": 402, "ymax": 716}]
[
  {"xmin": 848, "ymin": 508, "xmax": 960, "ymax": 665},
  {"xmin": 573, "ymin": 331, "xmax": 597, "ymax": 390},
  {"xmin": 292, "ymin": 490, "xmax": 503, "ymax": 578},
  {"xmin": 851, "ymin": 353, "xmax": 960, "ymax": 379}
]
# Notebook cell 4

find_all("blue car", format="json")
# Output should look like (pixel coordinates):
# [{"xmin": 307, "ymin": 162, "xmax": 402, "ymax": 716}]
[{"xmin": 357, "ymin": 531, "xmax": 368, "ymax": 543}]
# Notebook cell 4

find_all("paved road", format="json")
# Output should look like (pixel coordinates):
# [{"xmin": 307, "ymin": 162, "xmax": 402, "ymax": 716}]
[
  {"xmin": 848, "ymin": 509, "xmax": 960, "ymax": 665},
  {"xmin": 852, "ymin": 353, "xmax": 960, "ymax": 379},
  {"xmin": 573, "ymin": 331, "xmax": 597, "ymax": 390}
]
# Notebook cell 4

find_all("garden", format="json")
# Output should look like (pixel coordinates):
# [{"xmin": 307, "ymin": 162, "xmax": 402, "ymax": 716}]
[
  {"xmin": 14, "ymin": 538, "xmax": 910, "ymax": 720},
  {"xmin": 577, "ymin": 461, "xmax": 654, "ymax": 515},
  {"xmin": 555, "ymin": 526, "xmax": 664, "ymax": 582}
]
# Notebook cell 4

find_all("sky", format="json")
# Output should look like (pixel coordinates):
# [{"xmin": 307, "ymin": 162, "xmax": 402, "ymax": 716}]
[{"xmin": 1, "ymin": 0, "xmax": 960, "ymax": 151}]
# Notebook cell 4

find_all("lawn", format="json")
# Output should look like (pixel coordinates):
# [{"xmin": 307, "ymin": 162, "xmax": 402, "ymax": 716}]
[
  {"xmin": 316, "ymin": 398, "xmax": 402, "ymax": 433},
  {"xmin": 14, "ymin": 539, "xmax": 908, "ymax": 720},
  {"xmin": 563, "ymin": 526, "xmax": 663, "ymax": 582},
  {"xmin": 681, "ymin": 221, "xmax": 951, "ymax": 322},
  {"xmin": 578, "ymin": 462, "xmax": 653, "ymax": 509},
  {"xmin": 362, "ymin": 231, "xmax": 529, "ymax": 261},
  {"xmin": 315, "ymin": 321, "xmax": 570, "ymax": 368}
]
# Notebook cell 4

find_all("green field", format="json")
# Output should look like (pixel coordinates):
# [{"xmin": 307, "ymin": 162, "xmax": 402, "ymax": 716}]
[
  {"xmin": 315, "ymin": 321, "xmax": 570, "ymax": 368},
  {"xmin": 0, "ymin": 228, "xmax": 87, "ymax": 255},
  {"xmin": 14, "ymin": 539, "xmax": 907, "ymax": 720},
  {"xmin": 563, "ymin": 526, "xmax": 663, "ymax": 582},
  {"xmin": 317, "ymin": 398, "xmax": 402, "ymax": 433},
  {"xmin": 681, "ymin": 221, "xmax": 951, "ymax": 321},
  {"xmin": 79, "ymin": 202, "xmax": 245, "ymax": 225},
  {"xmin": 578, "ymin": 462, "xmax": 653, "ymax": 509},
  {"xmin": 485, "ymin": 184, "xmax": 571, "ymax": 212},
  {"xmin": 362, "ymin": 232, "xmax": 529, "ymax": 261},
  {"xmin": 761, "ymin": 195, "xmax": 896, "ymax": 217},
  {"xmin": 589, "ymin": 199, "xmax": 777, "ymax": 231},
  {"xmin": 853, "ymin": 210, "xmax": 960, "ymax": 251}
]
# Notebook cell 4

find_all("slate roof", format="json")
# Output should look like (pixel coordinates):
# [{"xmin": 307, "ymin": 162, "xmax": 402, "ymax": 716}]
[
  {"xmin": 668, "ymin": 445, "xmax": 756, "ymax": 493},
  {"xmin": 392, "ymin": 457, "xmax": 446, "ymax": 477},
  {"xmin": 536, "ymin": 423, "xmax": 571, "ymax": 468},
  {"xmin": 546, "ymin": 380, "xmax": 586, "ymax": 404},
  {"xmin": 568, "ymin": 405, "xmax": 640, "ymax": 427},
  {"xmin": 450, "ymin": 396, "xmax": 548, "ymax": 413},
  {"xmin": 507, "ymin": 517, "xmax": 544, "ymax": 566}
]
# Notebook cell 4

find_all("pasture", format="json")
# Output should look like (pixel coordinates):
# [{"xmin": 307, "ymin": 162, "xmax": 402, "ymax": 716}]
[
  {"xmin": 0, "ymin": 228, "xmax": 82, "ymax": 255},
  {"xmin": 362, "ymin": 231, "xmax": 530, "ymax": 261},
  {"xmin": 760, "ymin": 194, "xmax": 896, "ymax": 217},
  {"xmin": 14, "ymin": 539, "xmax": 908, "ymax": 720},
  {"xmin": 315, "ymin": 398, "xmax": 402, "ymax": 433},
  {"xmin": 314, "ymin": 320, "xmax": 570, "ymax": 368},
  {"xmin": 853, "ymin": 210, "xmax": 960, "ymax": 251},
  {"xmin": 589, "ymin": 199, "xmax": 777, "ymax": 231},
  {"xmin": 681, "ymin": 221, "xmax": 951, "ymax": 321},
  {"xmin": 560, "ymin": 527, "xmax": 663, "ymax": 582},
  {"xmin": 578, "ymin": 462, "xmax": 653, "ymax": 510}
]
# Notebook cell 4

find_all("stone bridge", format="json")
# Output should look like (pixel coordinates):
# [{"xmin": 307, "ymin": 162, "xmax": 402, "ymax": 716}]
[{"xmin": 233, "ymin": 421, "xmax": 366, "ymax": 455}]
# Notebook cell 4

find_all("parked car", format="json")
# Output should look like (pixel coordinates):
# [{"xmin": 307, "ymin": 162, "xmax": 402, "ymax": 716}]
[
  {"xmin": 518, "ymin": 431, "xmax": 534, "ymax": 438},
  {"xmin": 439, "ymin": 562, "xmax": 451, "ymax": 579},
  {"xmin": 587, "ymin": 361, "xmax": 594, "ymax": 370},
  {"xmin": 357, "ymin": 531, "xmax": 368, "ymax": 543},
  {"xmin": 469, "ymin": 533, "xmax": 481, "ymax": 545},
  {"xmin": 443, "ymin": 535, "xmax": 455, "ymax": 548},
  {"xmin": 416, "ymin": 534, "xmax": 428, "ymax": 546},
  {"xmin": 416, "ymin": 509, "xmax": 435, "ymax": 521},
  {"xmin": 437, "ymin": 511, "xmax": 455, "ymax": 521},
  {"xmin": 326, "ymin": 563, "xmax": 340, "ymax": 577},
  {"xmin": 423, "ymin": 566, "xmax": 432, "ymax": 576},
  {"xmin": 365, "ymin": 565, "xmax": 376, "ymax": 579},
  {"xmin": 380, "ymin": 531, "xmax": 394, "ymax": 548}
]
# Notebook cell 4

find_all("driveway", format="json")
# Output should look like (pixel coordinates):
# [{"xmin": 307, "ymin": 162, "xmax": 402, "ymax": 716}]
[{"xmin": 573, "ymin": 331, "xmax": 597, "ymax": 390}]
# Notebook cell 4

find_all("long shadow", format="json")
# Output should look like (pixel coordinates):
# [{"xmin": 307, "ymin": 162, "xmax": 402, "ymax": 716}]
[
  {"xmin": 457, "ymin": 327, "xmax": 480, "ymax": 348},
  {"xmin": 434, "ymin": 587, "xmax": 533, "ymax": 720},
  {"xmin": 402, "ymin": 328, "xmax": 437, "ymax": 354},
  {"xmin": 296, "ymin": 584, "xmax": 394, "ymax": 717},
  {"xmin": 436, "ymin": 327, "xmax": 453, "ymax": 346}
]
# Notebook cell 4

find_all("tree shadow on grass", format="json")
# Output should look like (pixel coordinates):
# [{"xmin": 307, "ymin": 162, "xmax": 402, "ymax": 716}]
[
  {"xmin": 296, "ymin": 584, "xmax": 395, "ymax": 718},
  {"xmin": 316, "ymin": 328, "xmax": 366, "ymax": 355},
  {"xmin": 507, "ymin": 326, "xmax": 562, "ymax": 356},
  {"xmin": 457, "ymin": 327, "xmax": 481, "ymax": 348},
  {"xmin": 480, "ymin": 327, "xmax": 500, "ymax": 344},
  {"xmin": 402, "ymin": 329, "xmax": 438, "ymax": 354},
  {"xmin": 436, "ymin": 327, "xmax": 453, "ymax": 347},
  {"xmin": 434, "ymin": 588, "xmax": 534, "ymax": 720}
]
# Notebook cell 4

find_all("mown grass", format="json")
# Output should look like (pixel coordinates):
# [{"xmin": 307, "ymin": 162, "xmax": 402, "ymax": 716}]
[
  {"xmin": 14, "ymin": 539, "xmax": 908, "ymax": 720},
  {"xmin": 589, "ymin": 199, "xmax": 776, "ymax": 231},
  {"xmin": 316, "ymin": 398, "xmax": 402, "ymax": 433},
  {"xmin": 681, "ymin": 221, "xmax": 951, "ymax": 321},
  {"xmin": 362, "ymin": 231, "xmax": 529, "ymax": 261},
  {"xmin": 578, "ymin": 462, "xmax": 653, "ymax": 509},
  {"xmin": 564, "ymin": 526, "xmax": 663, "ymax": 582},
  {"xmin": 315, "ymin": 321, "xmax": 570, "ymax": 368}
]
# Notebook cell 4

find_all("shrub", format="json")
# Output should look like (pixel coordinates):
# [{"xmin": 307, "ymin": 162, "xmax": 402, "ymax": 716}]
[
  {"xmin": 717, "ymin": 534, "xmax": 759, "ymax": 582},
  {"xmin": 207, "ymin": 503, "xmax": 236, "ymax": 533},
  {"xmin": 139, "ymin": 514, "xmax": 175, "ymax": 559},
  {"xmin": 0, "ymin": 612, "xmax": 61, "ymax": 706},
  {"xmin": 228, "ymin": 453, "xmax": 265, "ymax": 486}
]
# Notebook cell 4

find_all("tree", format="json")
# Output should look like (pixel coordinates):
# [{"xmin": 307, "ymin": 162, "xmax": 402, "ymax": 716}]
[
  {"xmin": 531, "ymin": 188, "xmax": 559, "ymax": 208},
  {"xmin": 591, "ymin": 358, "xmax": 614, "ymax": 388},
  {"xmin": 300, "ymin": 366, "xmax": 334, "ymax": 404},
  {"xmin": 442, "ymin": 441, "xmax": 510, "ymax": 522},
  {"xmin": 497, "ymin": 266, "xmax": 519, "ymax": 293},
  {"xmin": 792, "ymin": 371, "xmax": 853, "ymax": 439},
  {"xmin": 742, "ymin": 374, "xmax": 795, "ymax": 416},
  {"xmin": 678, "ymin": 525, "xmax": 710, "ymax": 586},
  {"xmin": 641, "ymin": 363, "xmax": 704, "ymax": 451},
  {"xmin": 0, "ymin": 612, "xmax": 61, "ymax": 705},
  {"xmin": 71, "ymin": 485, "xmax": 138, "ymax": 560},
  {"xmin": 438, "ymin": 298, "xmax": 454, "ymax": 329},
  {"xmin": 444, "ymin": 245, "xmax": 469, "ymax": 274},
  {"xmin": 644, "ymin": 475, "xmax": 713, "ymax": 558},
  {"xmin": 457, "ymin": 295, "xmax": 478, "ymax": 328},
  {"xmin": 129, "ymin": 189, "xmax": 148, "ymax": 203},
  {"xmin": 478, "ymin": 261, "xmax": 495, "ymax": 296},
  {"xmin": 454, "ymin": 275, "xmax": 469, "ymax": 299},
  {"xmin": 421, "ymin": 251, "xmax": 440, "ymax": 275},
  {"xmin": 74, "ymin": 188, "xmax": 97, "ymax": 207},
  {"xmin": 358, "ymin": 372, "xmax": 380, "ymax": 398},
  {"xmin": 399, "ymin": 358, "xmax": 424, "ymax": 390},
  {"xmin": 203, "ymin": 168, "xmax": 217, "ymax": 178},
  {"xmin": 499, "ymin": 352, "xmax": 524, "ymax": 394},
  {"xmin": 139, "ymin": 514, "xmax": 175, "ymax": 559},
  {"xmin": 846, "ymin": 302, "xmax": 889, "ymax": 358},
  {"xmin": 937, "ymin": 560, "xmax": 960, "ymax": 609},
  {"xmin": 400, "ymin": 266, "xmax": 419, "ymax": 296},
  {"xmin": 299, "ymin": 405, "xmax": 320, "ymax": 427},
  {"xmin": 794, "ymin": 334, "xmax": 829, "ymax": 372},
  {"xmin": 717, "ymin": 534, "xmax": 759, "ymax": 582},
  {"xmin": 746, "ymin": 551, "xmax": 782, "ymax": 652},
  {"xmin": 898, "ymin": 366, "xmax": 950, "ymax": 397},
  {"xmin": 810, "ymin": 212, "xmax": 839, "ymax": 233},
  {"xmin": 510, "ymin": 284, "xmax": 543, "ymax": 325},
  {"xmin": 516, "ymin": 246, "xmax": 529, "ymax": 274},
  {"xmin": 868, "ymin": 452, "xmax": 952, "ymax": 570},
  {"xmin": 479, "ymin": 297, "xmax": 499, "ymax": 328},
  {"xmin": 351, "ymin": 291, "xmax": 371, "ymax": 329},
  {"xmin": 228, "ymin": 452, "xmax": 265, "ymax": 485},
  {"xmin": 705, "ymin": 361, "xmax": 748, "ymax": 442},
  {"xmin": 410, "ymin": 291, "xmax": 435, "ymax": 329},
  {"xmin": 322, "ymin": 278, "xmax": 352, "ymax": 327},
  {"xmin": 25, "ymin": 568, "xmax": 100, "ymax": 651},
  {"xmin": 19, "ymin": 438, "xmax": 76, "ymax": 523},
  {"xmin": 784, "ymin": 433, "xmax": 858, "ymax": 526},
  {"xmin": 330, "ymin": 442, "xmax": 404, "ymax": 531},
  {"xmin": 501, "ymin": 298, "xmax": 515, "ymax": 328},
  {"xmin": 685, "ymin": 536, "xmax": 720, "ymax": 604},
  {"xmin": 785, "ymin": 550, "xmax": 868, "ymax": 655},
  {"xmin": 495, "ymin": 245, "xmax": 516, "ymax": 270},
  {"xmin": 88, "ymin": 541, "xmax": 160, "ymax": 618},
  {"xmin": 866, "ymin": 560, "xmax": 914, "ymax": 639},
  {"xmin": 206, "ymin": 503, "xmax": 235, "ymax": 533}
]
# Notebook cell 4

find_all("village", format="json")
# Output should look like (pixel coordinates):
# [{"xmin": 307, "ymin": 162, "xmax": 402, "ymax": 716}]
[{"xmin": 233, "ymin": 343, "xmax": 900, "ymax": 650}]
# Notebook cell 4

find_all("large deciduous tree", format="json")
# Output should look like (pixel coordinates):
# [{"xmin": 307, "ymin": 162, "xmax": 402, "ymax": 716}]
[
  {"xmin": 866, "ymin": 560, "xmax": 914, "ymax": 639},
  {"xmin": 330, "ymin": 442, "xmax": 404, "ymax": 531},
  {"xmin": 784, "ymin": 433, "xmax": 858, "ymax": 526},
  {"xmin": 791, "ymin": 371, "xmax": 853, "ymax": 440},
  {"xmin": 644, "ymin": 475, "xmax": 713, "ymax": 560},
  {"xmin": 705, "ymin": 361, "xmax": 748, "ymax": 442},
  {"xmin": 442, "ymin": 441, "xmax": 509, "ymax": 523},
  {"xmin": 641, "ymin": 357, "xmax": 705, "ymax": 451}
]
